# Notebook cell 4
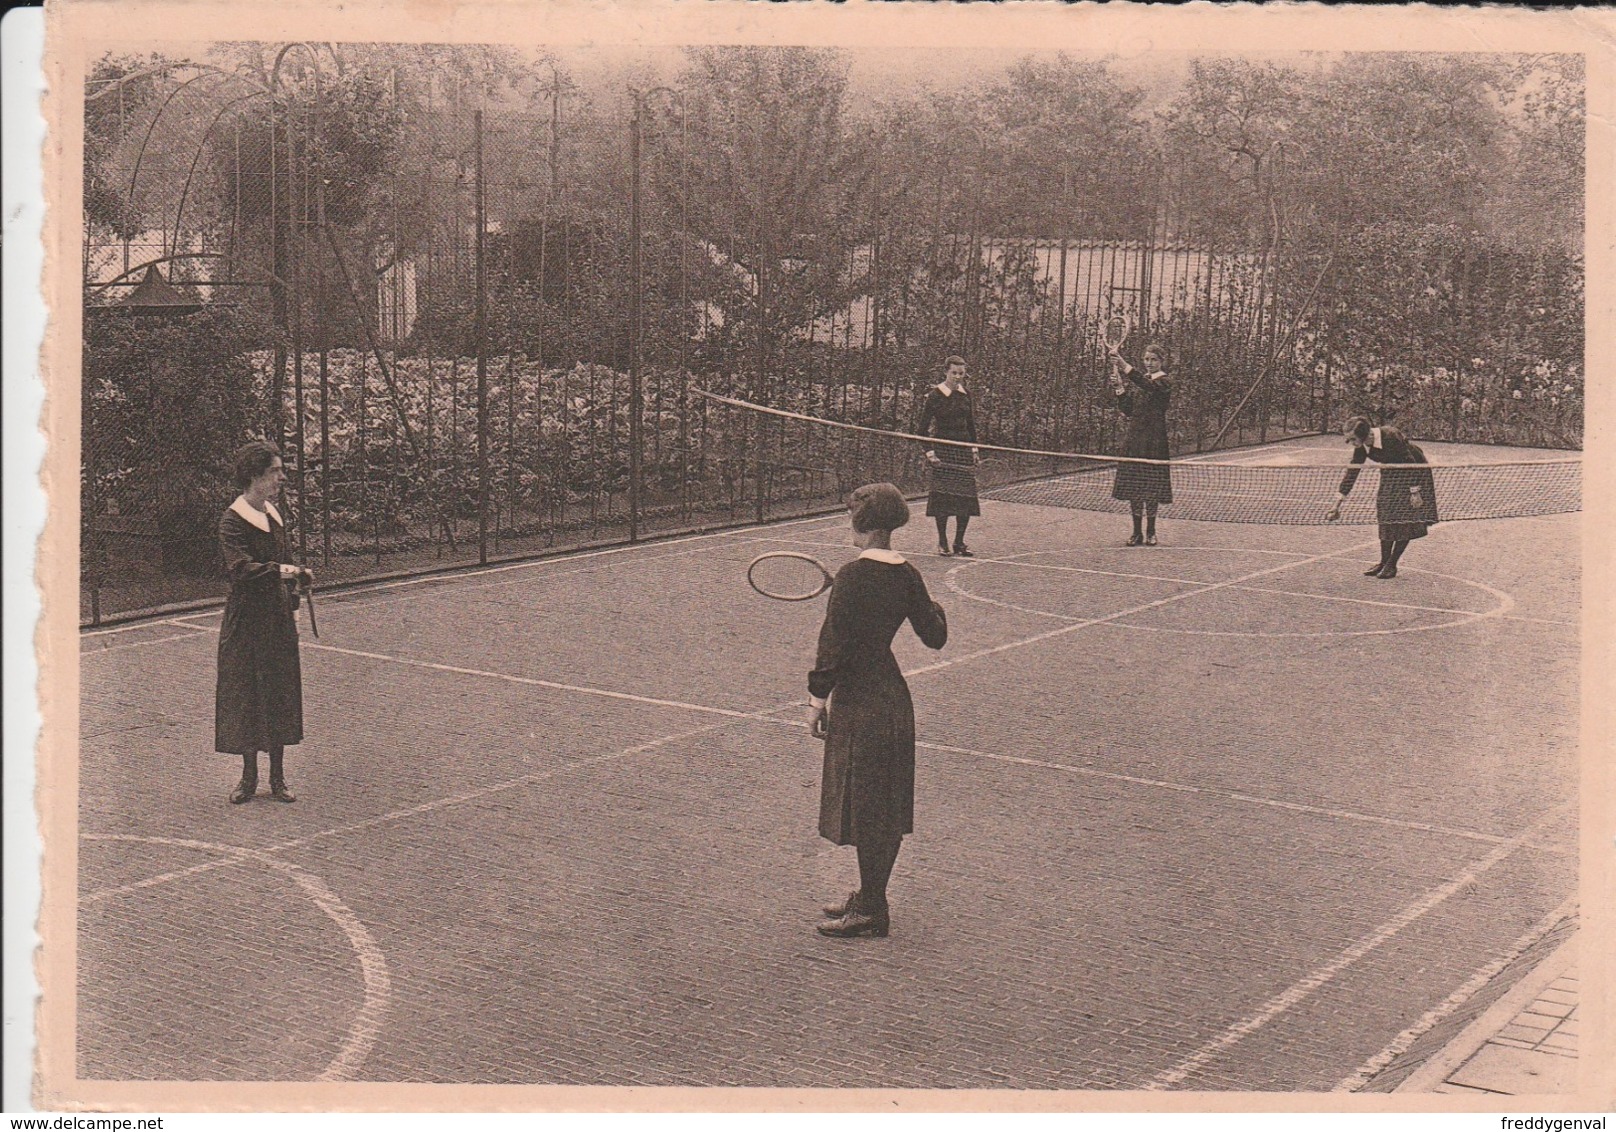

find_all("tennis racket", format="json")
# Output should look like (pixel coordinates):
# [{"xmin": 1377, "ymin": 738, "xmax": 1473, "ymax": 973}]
[
  {"xmin": 299, "ymin": 571, "xmax": 319, "ymax": 637},
  {"xmin": 747, "ymin": 552, "xmax": 835, "ymax": 601},
  {"xmin": 1101, "ymin": 312, "xmax": 1132, "ymax": 355}
]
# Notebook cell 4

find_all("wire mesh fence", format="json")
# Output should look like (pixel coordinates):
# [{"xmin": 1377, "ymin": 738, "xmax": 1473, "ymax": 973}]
[{"xmin": 80, "ymin": 47, "xmax": 1585, "ymax": 624}]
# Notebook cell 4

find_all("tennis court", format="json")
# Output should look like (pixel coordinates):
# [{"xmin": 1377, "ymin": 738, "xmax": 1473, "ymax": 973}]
[{"xmin": 76, "ymin": 435, "xmax": 1579, "ymax": 1091}]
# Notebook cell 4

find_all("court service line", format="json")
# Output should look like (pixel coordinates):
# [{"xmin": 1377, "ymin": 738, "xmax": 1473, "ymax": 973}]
[
  {"xmin": 908, "ymin": 540, "xmax": 1378, "ymax": 677},
  {"xmin": 79, "ymin": 629, "xmax": 212, "ymax": 654},
  {"xmin": 1141, "ymin": 803, "xmax": 1573, "ymax": 1091},
  {"xmin": 80, "ymin": 530, "xmax": 839, "ymax": 652},
  {"xmin": 303, "ymin": 641, "xmax": 762, "ymax": 719},
  {"xmin": 82, "ymin": 834, "xmax": 391, "ymax": 1083},
  {"xmin": 326, "ymin": 536, "xmax": 790, "ymax": 610},
  {"xmin": 82, "ymin": 854, "xmax": 247, "ymax": 904},
  {"xmin": 731, "ymin": 716, "xmax": 1569, "ymax": 856},
  {"xmin": 83, "ymin": 702, "xmax": 803, "ymax": 904},
  {"xmin": 947, "ymin": 558, "xmax": 1525, "ymax": 639},
  {"xmin": 91, "ymin": 617, "xmax": 763, "ymax": 720},
  {"xmin": 259, "ymin": 709, "xmax": 790, "ymax": 856},
  {"xmin": 265, "ymin": 510, "xmax": 849, "ymax": 604},
  {"xmin": 1334, "ymin": 895, "xmax": 1579, "ymax": 1092},
  {"xmin": 913, "ymin": 739, "xmax": 1569, "ymax": 853}
]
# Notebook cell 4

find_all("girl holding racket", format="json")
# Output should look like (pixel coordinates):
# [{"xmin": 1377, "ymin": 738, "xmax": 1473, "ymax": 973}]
[
  {"xmin": 216, "ymin": 442, "xmax": 311, "ymax": 804},
  {"xmin": 917, "ymin": 356, "xmax": 981, "ymax": 557},
  {"xmin": 1106, "ymin": 339, "xmax": 1174, "ymax": 546},
  {"xmin": 1327, "ymin": 416, "xmax": 1439, "ymax": 578},
  {"xmin": 806, "ymin": 483, "xmax": 948, "ymax": 939}
]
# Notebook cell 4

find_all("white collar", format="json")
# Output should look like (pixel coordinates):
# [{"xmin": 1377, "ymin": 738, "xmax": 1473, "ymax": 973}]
[
  {"xmin": 1148, "ymin": 370, "xmax": 1167, "ymax": 379},
  {"xmin": 858, "ymin": 548, "xmax": 906, "ymax": 565},
  {"xmin": 936, "ymin": 382, "xmax": 965, "ymax": 396},
  {"xmin": 230, "ymin": 496, "xmax": 282, "ymax": 532},
  {"xmin": 1369, "ymin": 427, "xmax": 1383, "ymax": 449}
]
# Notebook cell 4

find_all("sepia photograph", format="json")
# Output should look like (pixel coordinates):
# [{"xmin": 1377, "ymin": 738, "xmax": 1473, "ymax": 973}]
[{"xmin": 23, "ymin": 0, "xmax": 1615, "ymax": 1113}]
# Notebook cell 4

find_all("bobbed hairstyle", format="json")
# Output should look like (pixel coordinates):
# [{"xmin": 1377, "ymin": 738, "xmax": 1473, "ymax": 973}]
[
  {"xmin": 232, "ymin": 441, "xmax": 282, "ymax": 490},
  {"xmin": 1342, "ymin": 415, "xmax": 1374, "ymax": 443},
  {"xmin": 848, "ymin": 482, "xmax": 910, "ymax": 534}
]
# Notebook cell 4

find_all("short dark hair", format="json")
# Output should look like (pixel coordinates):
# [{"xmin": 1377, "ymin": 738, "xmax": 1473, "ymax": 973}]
[
  {"xmin": 847, "ymin": 482, "xmax": 910, "ymax": 533},
  {"xmin": 1343, "ymin": 415, "xmax": 1373, "ymax": 443},
  {"xmin": 944, "ymin": 356, "xmax": 967, "ymax": 370},
  {"xmin": 232, "ymin": 441, "xmax": 282, "ymax": 490}
]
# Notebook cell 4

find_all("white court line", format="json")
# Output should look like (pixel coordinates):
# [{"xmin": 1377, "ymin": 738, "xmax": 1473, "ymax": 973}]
[
  {"xmin": 86, "ymin": 618, "xmax": 765, "ymax": 720},
  {"xmin": 79, "ymin": 532, "xmax": 828, "ymax": 650},
  {"xmin": 1501, "ymin": 613, "xmax": 1579, "ymax": 628},
  {"xmin": 304, "ymin": 641, "xmax": 758, "ymax": 719},
  {"xmin": 1236, "ymin": 582, "xmax": 1505, "ymax": 619},
  {"xmin": 747, "ymin": 538, "xmax": 1247, "ymax": 587},
  {"xmin": 79, "ymin": 629, "xmax": 210, "ymax": 653},
  {"xmin": 905, "ymin": 540, "xmax": 1379, "ymax": 678},
  {"xmin": 273, "ymin": 512, "xmax": 840, "ymax": 602},
  {"xmin": 1177, "ymin": 439, "xmax": 1335, "ymax": 462},
  {"xmin": 82, "ymin": 833, "xmax": 391, "ymax": 1083},
  {"xmin": 334, "ymin": 536, "xmax": 780, "ymax": 609},
  {"xmin": 76, "ymin": 514, "xmax": 839, "ymax": 637},
  {"xmin": 1141, "ymin": 804, "xmax": 1572, "ymax": 1090},
  {"xmin": 81, "ymin": 614, "xmax": 222, "ymax": 636},
  {"xmin": 738, "ymin": 716, "xmax": 1571, "ymax": 856},
  {"xmin": 81, "ymin": 854, "xmax": 246, "ymax": 904},
  {"xmin": 954, "ymin": 557, "xmax": 1236, "ymax": 586},
  {"xmin": 84, "ymin": 702, "xmax": 800, "ymax": 902},
  {"xmin": 947, "ymin": 551, "xmax": 1526, "ymax": 640},
  {"xmin": 260, "ymin": 708, "xmax": 791, "ymax": 855},
  {"xmin": 914, "ymin": 739, "xmax": 1569, "ymax": 853},
  {"xmin": 1335, "ymin": 895, "xmax": 1579, "ymax": 1092}
]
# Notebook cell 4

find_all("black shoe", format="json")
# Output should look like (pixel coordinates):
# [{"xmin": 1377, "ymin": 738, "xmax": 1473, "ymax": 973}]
[
  {"xmin": 229, "ymin": 776, "xmax": 257, "ymax": 804},
  {"xmin": 1125, "ymin": 534, "xmax": 1144, "ymax": 547},
  {"xmin": 1364, "ymin": 563, "xmax": 1385, "ymax": 577},
  {"xmin": 816, "ymin": 901, "xmax": 890, "ymax": 939},
  {"xmin": 269, "ymin": 776, "xmax": 296, "ymax": 803},
  {"xmin": 1376, "ymin": 565, "xmax": 1398, "ymax": 580},
  {"xmin": 937, "ymin": 542, "xmax": 953, "ymax": 557},
  {"xmin": 952, "ymin": 544, "xmax": 974, "ymax": 558}
]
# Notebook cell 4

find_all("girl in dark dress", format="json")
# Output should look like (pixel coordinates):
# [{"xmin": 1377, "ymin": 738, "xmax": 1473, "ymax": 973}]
[
  {"xmin": 1327, "ymin": 416, "xmax": 1439, "ymax": 579},
  {"xmin": 917, "ymin": 357, "xmax": 981, "ymax": 557},
  {"xmin": 807, "ymin": 483, "xmax": 948, "ymax": 939},
  {"xmin": 216, "ymin": 442, "xmax": 311, "ymax": 804},
  {"xmin": 1106, "ymin": 342, "xmax": 1174, "ymax": 546}
]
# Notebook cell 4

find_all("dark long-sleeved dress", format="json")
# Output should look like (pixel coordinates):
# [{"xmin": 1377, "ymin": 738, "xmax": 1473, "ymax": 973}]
[
  {"xmin": 810, "ymin": 555, "xmax": 948, "ymax": 846},
  {"xmin": 1339, "ymin": 425, "xmax": 1439, "ymax": 542},
  {"xmin": 1111, "ymin": 366, "xmax": 1173, "ymax": 504},
  {"xmin": 917, "ymin": 385, "xmax": 980, "ymax": 518},
  {"xmin": 215, "ymin": 500, "xmax": 304, "ymax": 756}
]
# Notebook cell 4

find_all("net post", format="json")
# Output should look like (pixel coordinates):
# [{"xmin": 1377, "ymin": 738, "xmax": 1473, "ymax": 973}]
[
  {"xmin": 628, "ymin": 93, "xmax": 644, "ymax": 543},
  {"xmin": 475, "ymin": 107, "xmax": 490, "ymax": 564}
]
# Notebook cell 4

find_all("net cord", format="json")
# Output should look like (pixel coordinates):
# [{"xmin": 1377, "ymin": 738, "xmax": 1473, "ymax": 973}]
[{"xmin": 693, "ymin": 390, "xmax": 1581, "ymax": 473}]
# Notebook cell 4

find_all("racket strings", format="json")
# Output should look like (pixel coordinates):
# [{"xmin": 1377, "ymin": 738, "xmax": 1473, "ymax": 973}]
[{"xmin": 749, "ymin": 552, "xmax": 835, "ymax": 601}]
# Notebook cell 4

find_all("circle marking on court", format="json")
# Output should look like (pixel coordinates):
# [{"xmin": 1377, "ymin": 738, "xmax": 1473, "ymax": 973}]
[{"xmin": 946, "ymin": 546, "xmax": 1516, "ymax": 638}]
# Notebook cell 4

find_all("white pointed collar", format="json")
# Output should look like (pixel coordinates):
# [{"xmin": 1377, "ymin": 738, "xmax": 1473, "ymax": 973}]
[
  {"xmin": 936, "ymin": 382, "xmax": 966, "ymax": 396},
  {"xmin": 1369, "ymin": 427, "xmax": 1383, "ymax": 449},
  {"xmin": 230, "ymin": 496, "xmax": 282, "ymax": 532},
  {"xmin": 1148, "ymin": 370, "xmax": 1167, "ymax": 380},
  {"xmin": 858, "ymin": 548, "xmax": 906, "ymax": 565}
]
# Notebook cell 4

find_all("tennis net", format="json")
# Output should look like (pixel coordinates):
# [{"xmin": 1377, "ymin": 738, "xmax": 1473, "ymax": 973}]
[{"xmin": 697, "ymin": 391, "xmax": 1581, "ymax": 526}]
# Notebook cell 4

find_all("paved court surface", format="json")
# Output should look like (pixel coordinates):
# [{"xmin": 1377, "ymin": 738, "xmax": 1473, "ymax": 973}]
[{"xmin": 75, "ymin": 475, "xmax": 1580, "ymax": 1092}]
